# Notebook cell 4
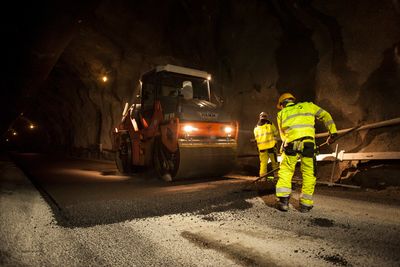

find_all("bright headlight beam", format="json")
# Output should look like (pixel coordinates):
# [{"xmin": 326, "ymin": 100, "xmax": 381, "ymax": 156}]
[
  {"xmin": 224, "ymin": 126, "xmax": 233, "ymax": 134},
  {"xmin": 183, "ymin": 125, "xmax": 197, "ymax": 133}
]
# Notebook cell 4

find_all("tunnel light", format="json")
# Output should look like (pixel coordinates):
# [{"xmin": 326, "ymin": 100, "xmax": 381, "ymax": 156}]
[
  {"xmin": 102, "ymin": 76, "xmax": 108, "ymax": 82},
  {"xmin": 12, "ymin": 131, "xmax": 17, "ymax": 136},
  {"xmin": 207, "ymin": 75, "xmax": 212, "ymax": 81},
  {"xmin": 6, "ymin": 138, "xmax": 9, "ymax": 142},
  {"xmin": 29, "ymin": 124, "xmax": 35, "ymax": 129},
  {"xmin": 183, "ymin": 125, "xmax": 198, "ymax": 133},
  {"xmin": 115, "ymin": 127, "xmax": 119, "ymax": 133}
]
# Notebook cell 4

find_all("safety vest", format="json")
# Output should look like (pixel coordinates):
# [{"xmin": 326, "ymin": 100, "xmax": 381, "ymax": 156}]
[
  {"xmin": 277, "ymin": 102, "xmax": 337, "ymax": 144},
  {"xmin": 254, "ymin": 123, "xmax": 278, "ymax": 150}
]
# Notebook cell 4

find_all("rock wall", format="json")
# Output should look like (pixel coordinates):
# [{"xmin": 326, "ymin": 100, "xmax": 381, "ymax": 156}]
[{"xmin": 22, "ymin": 0, "xmax": 400, "ymax": 156}]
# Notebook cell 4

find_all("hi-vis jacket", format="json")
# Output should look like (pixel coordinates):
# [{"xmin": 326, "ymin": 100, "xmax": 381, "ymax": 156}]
[
  {"xmin": 277, "ymin": 102, "xmax": 337, "ymax": 144},
  {"xmin": 254, "ymin": 122, "xmax": 279, "ymax": 150}
]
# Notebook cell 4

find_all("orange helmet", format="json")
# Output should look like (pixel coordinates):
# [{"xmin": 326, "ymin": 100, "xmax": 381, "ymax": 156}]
[
  {"xmin": 277, "ymin": 93, "xmax": 295, "ymax": 109},
  {"xmin": 259, "ymin": 112, "xmax": 268, "ymax": 120}
]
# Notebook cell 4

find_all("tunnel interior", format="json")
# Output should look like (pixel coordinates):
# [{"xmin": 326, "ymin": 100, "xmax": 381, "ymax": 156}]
[{"xmin": 2, "ymin": 0, "xmax": 400, "ymax": 185}]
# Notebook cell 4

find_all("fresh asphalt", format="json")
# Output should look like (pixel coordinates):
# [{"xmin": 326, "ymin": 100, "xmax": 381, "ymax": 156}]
[{"xmin": 1, "ymin": 153, "xmax": 399, "ymax": 266}]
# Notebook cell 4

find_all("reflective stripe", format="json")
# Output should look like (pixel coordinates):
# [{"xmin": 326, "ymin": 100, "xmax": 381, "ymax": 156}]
[
  {"xmin": 254, "ymin": 131, "xmax": 274, "ymax": 137},
  {"xmin": 325, "ymin": 120, "xmax": 334, "ymax": 126},
  {"xmin": 276, "ymin": 187, "xmax": 292, "ymax": 194},
  {"xmin": 315, "ymin": 108, "xmax": 324, "ymax": 117},
  {"xmin": 256, "ymin": 135, "xmax": 275, "ymax": 144},
  {"xmin": 300, "ymin": 202, "xmax": 313, "ymax": 207},
  {"xmin": 301, "ymin": 193, "xmax": 313, "ymax": 200},
  {"xmin": 258, "ymin": 140, "xmax": 275, "ymax": 145},
  {"xmin": 283, "ymin": 124, "xmax": 315, "ymax": 131},
  {"xmin": 282, "ymin": 113, "xmax": 314, "ymax": 125},
  {"xmin": 258, "ymin": 138, "xmax": 275, "ymax": 142}
]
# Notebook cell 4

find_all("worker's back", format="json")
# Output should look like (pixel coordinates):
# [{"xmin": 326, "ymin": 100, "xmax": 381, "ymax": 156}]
[{"xmin": 278, "ymin": 102, "xmax": 319, "ymax": 143}]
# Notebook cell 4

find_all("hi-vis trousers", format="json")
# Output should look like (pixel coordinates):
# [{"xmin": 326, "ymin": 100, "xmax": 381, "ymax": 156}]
[
  {"xmin": 275, "ymin": 140, "xmax": 316, "ymax": 207},
  {"xmin": 259, "ymin": 147, "xmax": 279, "ymax": 178}
]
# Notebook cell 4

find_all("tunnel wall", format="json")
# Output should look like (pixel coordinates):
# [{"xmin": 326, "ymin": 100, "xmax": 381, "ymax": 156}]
[{"xmin": 23, "ymin": 0, "xmax": 400, "ymax": 156}]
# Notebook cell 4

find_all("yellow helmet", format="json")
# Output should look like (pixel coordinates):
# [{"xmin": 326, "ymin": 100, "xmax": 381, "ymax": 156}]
[
  {"xmin": 277, "ymin": 93, "xmax": 295, "ymax": 109},
  {"xmin": 259, "ymin": 111, "xmax": 268, "ymax": 119}
]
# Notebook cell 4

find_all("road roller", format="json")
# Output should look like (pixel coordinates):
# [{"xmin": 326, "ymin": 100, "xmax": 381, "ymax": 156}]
[{"xmin": 113, "ymin": 64, "xmax": 238, "ymax": 181}]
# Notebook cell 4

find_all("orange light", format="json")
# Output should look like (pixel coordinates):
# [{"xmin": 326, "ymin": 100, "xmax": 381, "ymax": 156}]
[{"xmin": 102, "ymin": 76, "xmax": 108, "ymax": 82}]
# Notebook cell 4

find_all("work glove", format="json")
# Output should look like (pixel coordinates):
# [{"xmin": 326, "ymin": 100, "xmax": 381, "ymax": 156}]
[{"xmin": 327, "ymin": 133, "xmax": 338, "ymax": 144}]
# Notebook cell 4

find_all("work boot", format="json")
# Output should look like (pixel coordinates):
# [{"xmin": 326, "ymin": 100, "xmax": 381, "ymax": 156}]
[
  {"xmin": 276, "ymin": 197, "xmax": 289, "ymax": 212},
  {"xmin": 300, "ymin": 204, "xmax": 313, "ymax": 213}
]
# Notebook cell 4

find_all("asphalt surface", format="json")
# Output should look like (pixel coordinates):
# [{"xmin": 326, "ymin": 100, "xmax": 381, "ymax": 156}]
[{"xmin": 1, "ymin": 153, "xmax": 400, "ymax": 266}]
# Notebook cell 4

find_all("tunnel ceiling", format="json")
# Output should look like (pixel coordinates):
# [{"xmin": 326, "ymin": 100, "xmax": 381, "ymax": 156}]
[{"xmin": 2, "ymin": 0, "xmax": 400, "ymax": 153}]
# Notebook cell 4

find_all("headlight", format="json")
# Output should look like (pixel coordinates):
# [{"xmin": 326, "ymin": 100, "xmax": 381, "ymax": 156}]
[
  {"xmin": 183, "ymin": 125, "xmax": 197, "ymax": 133},
  {"xmin": 224, "ymin": 126, "xmax": 233, "ymax": 134}
]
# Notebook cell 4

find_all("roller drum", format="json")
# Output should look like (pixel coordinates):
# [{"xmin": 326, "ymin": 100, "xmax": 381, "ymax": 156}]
[{"xmin": 173, "ymin": 143, "xmax": 237, "ymax": 180}]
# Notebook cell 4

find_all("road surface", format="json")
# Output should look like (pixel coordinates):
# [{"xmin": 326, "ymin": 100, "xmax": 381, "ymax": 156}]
[{"xmin": 1, "ymin": 153, "xmax": 400, "ymax": 266}]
